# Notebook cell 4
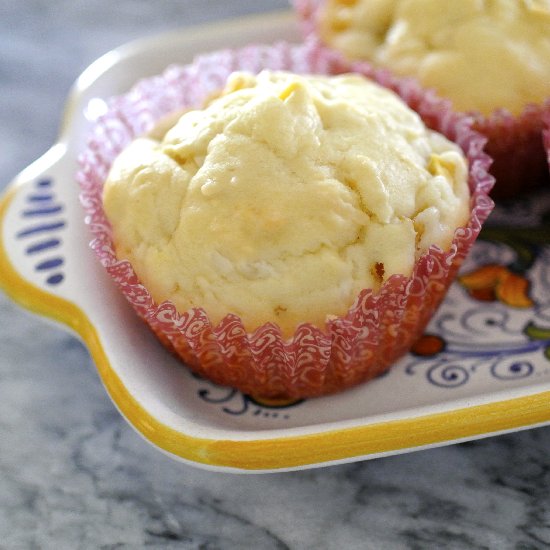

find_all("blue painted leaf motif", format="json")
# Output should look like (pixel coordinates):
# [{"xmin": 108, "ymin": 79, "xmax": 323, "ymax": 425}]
[{"xmin": 17, "ymin": 178, "xmax": 66, "ymax": 287}]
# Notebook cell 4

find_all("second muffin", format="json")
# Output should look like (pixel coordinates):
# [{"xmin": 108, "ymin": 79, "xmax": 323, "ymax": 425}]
[{"xmin": 295, "ymin": 0, "xmax": 550, "ymax": 198}]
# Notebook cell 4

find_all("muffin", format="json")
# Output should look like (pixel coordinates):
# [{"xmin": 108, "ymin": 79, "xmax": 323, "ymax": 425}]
[
  {"xmin": 103, "ymin": 70, "xmax": 471, "ymax": 337},
  {"xmin": 294, "ymin": 0, "xmax": 550, "ymax": 198},
  {"xmin": 79, "ymin": 41, "xmax": 494, "ymax": 398}
]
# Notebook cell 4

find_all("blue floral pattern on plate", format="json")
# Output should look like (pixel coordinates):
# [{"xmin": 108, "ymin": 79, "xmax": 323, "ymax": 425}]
[{"xmin": 405, "ymin": 192, "xmax": 550, "ymax": 388}]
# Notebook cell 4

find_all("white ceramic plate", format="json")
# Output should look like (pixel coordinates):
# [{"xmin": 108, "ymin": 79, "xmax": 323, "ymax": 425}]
[{"xmin": 2, "ymin": 10, "xmax": 550, "ymax": 473}]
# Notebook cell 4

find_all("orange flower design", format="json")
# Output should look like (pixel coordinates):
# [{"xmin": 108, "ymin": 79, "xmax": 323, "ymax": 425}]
[
  {"xmin": 410, "ymin": 334, "xmax": 446, "ymax": 357},
  {"xmin": 249, "ymin": 395, "xmax": 304, "ymax": 408},
  {"xmin": 459, "ymin": 264, "xmax": 534, "ymax": 308}
]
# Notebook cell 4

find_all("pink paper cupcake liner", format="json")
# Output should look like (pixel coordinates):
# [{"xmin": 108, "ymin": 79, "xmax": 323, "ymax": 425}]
[
  {"xmin": 78, "ymin": 39, "xmax": 494, "ymax": 399},
  {"xmin": 543, "ymin": 108, "xmax": 550, "ymax": 170},
  {"xmin": 292, "ymin": 0, "xmax": 550, "ymax": 200},
  {"xmin": 470, "ymin": 105, "xmax": 549, "ymax": 200}
]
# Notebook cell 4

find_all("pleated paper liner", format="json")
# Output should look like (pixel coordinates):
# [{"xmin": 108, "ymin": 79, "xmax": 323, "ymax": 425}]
[{"xmin": 544, "ymin": 108, "xmax": 550, "ymax": 172}]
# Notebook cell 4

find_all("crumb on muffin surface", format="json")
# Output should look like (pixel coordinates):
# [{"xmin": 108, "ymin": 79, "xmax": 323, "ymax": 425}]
[
  {"xmin": 102, "ymin": 70, "xmax": 469, "ymax": 336},
  {"xmin": 319, "ymin": 0, "xmax": 550, "ymax": 115}
]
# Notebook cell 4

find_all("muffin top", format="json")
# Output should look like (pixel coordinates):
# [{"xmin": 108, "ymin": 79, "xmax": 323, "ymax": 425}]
[
  {"xmin": 319, "ymin": 0, "xmax": 550, "ymax": 115},
  {"xmin": 103, "ymin": 70, "xmax": 469, "ymax": 336}
]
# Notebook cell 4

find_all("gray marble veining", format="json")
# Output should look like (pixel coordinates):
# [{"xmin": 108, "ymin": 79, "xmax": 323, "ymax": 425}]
[{"xmin": 2, "ymin": 1, "xmax": 550, "ymax": 549}]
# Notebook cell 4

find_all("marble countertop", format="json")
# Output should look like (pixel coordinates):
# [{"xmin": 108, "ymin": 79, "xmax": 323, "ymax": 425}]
[{"xmin": 2, "ymin": 2, "xmax": 550, "ymax": 548}]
